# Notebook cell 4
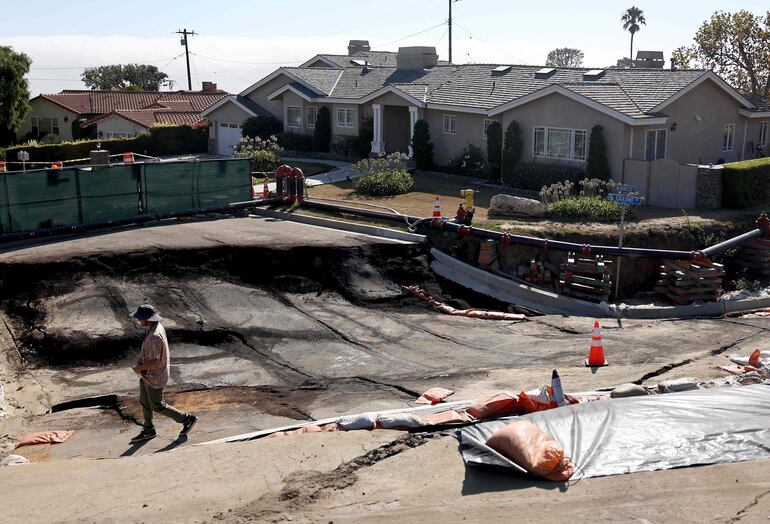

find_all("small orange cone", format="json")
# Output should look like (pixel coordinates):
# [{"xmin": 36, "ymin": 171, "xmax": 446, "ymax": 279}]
[
  {"xmin": 748, "ymin": 348, "xmax": 762, "ymax": 368},
  {"xmin": 432, "ymin": 196, "xmax": 442, "ymax": 218},
  {"xmin": 251, "ymin": 183, "xmax": 258, "ymax": 199},
  {"xmin": 262, "ymin": 179, "xmax": 270, "ymax": 199},
  {"xmin": 585, "ymin": 320, "xmax": 608, "ymax": 367}
]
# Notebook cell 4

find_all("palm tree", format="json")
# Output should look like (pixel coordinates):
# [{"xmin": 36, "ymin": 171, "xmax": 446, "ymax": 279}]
[{"xmin": 621, "ymin": 6, "xmax": 646, "ymax": 61}]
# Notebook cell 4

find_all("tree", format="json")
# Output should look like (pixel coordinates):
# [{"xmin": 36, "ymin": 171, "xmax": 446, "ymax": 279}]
[
  {"xmin": 313, "ymin": 107, "xmax": 331, "ymax": 152},
  {"xmin": 410, "ymin": 119, "xmax": 433, "ymax": 170},
  {"xmin": 546, "ymin": 48, "xmax": 585, "ymax": 68},
  {"xmin": 671, "ymin": 10, "xmax": 770, "ymax": 99},
  {"xmin": 485, "ymin": 121, "xmax": 503, "ymax": 181},
  {"xmin": 81, "ymin": 64, "xmax": 169, "ymax": 91},
  {"xmin": 621, "ymin": 6, "xmax": 647, "ymax": 61},
  {"xmin": 586, "ymin": 125, "xmax": 611, "ymax": 181},
  {"xmin": 0, "ymin": 46, "xmax": 31, "ymax": 145},
  {"xmin": 242, "ymin": 115, "xmax": 281, "ymax": 140},
  {"xmin": 501, "ymin": 120, "xmax": 523, "ymax": 186}
]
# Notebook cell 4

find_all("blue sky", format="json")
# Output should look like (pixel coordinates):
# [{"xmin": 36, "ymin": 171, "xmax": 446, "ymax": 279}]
[{"xmin": 4, "ymin": 1, "xmax": 767, "ymax": 96}]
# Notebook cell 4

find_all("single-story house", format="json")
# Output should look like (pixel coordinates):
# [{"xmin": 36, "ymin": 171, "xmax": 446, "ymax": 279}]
[
  {"xmin": 203, "ymin": 40, "xmax": 770, "ymax": 180},
  {"xmin": 17, "ymin": 82, "xmax": 228, "ymax": 141}
]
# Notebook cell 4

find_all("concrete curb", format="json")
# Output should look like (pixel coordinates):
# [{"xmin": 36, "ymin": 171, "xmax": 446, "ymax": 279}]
[{"xmin": 250, "ymin": 208, "xmax": 426, "ymax": 244}]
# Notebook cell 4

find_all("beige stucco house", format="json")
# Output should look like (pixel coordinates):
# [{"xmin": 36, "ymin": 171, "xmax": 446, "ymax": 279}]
[{"xmin": 203, "ymin": 41, "xmax": 770, "ymax": 179}]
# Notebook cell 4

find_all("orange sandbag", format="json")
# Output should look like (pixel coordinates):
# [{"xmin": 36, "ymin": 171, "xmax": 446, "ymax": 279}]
[
  {"xmin": 466, "ymin": 392, "xmax": 520, "ymax": 420},
  {"xmin": 415, "ymin": 387, "xmax": 455, "ymax": 405},
  {"xmin": 418, "ymin": 410, "xmax": 475, "ymax": 427},
  {"xmin": 486, "ymin": 420, "xmax": 574, "ymax": 481},
  {"xmin": 15, "ymin": 430, "xmax": 74, "ymax": 449}
]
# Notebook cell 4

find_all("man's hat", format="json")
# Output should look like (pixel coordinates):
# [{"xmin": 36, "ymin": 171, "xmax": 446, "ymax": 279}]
[{"xmin": 129, "ymin": 304, "xmax": 163, "ymax": 322}]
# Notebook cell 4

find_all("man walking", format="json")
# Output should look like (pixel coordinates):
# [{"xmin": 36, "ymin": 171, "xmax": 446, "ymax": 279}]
[{"xmin": 129, "ymin": 304, "xmax": 197, "ymax": 443}]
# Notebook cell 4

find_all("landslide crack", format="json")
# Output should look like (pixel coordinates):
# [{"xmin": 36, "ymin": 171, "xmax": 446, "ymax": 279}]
[
  {"xmin": 729, "ymin": 487, "xmax": 770, "ymax": 523},
  {"xmin": 215, "ymin": 433, "xmax": 435, "ymax": 522},
  {"xmin": 351, "ymin": 376, "xmax": 422, "ymax": 398}
]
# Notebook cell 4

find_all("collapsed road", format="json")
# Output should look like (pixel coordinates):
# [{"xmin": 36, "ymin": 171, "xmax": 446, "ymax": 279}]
[{"xmin": 1, "ymin": 214, "xmax": 770, "ymax": 523}]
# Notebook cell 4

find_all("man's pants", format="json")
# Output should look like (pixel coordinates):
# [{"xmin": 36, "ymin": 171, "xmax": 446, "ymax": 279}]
[{"xmin": 139, "ymin": 379, "xmax": 188, "ymax": 429}]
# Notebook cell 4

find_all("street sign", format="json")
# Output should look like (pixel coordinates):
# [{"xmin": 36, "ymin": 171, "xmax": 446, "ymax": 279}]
[
  {"xmin": 607, "ymin": 193, "xmax": 643, "ymax": 206},
  {"xmin": 616, "ymin": 183, "xmax": 637, "ymax": 194}
]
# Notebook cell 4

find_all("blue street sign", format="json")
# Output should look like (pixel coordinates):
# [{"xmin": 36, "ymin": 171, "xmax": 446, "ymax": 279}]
[
  {"xmin": 616, "ymin": 184, "xmax": 637, "ymax": 193},
  {"xmin": 607, "ymin": 193, "xmax": 643, "ymax": 206}
]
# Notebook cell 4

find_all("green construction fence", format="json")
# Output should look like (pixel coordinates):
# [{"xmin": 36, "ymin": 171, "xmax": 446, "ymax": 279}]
[{"xmin": 0, "ymin": 158, "xmax": 251, "ymax": 234}]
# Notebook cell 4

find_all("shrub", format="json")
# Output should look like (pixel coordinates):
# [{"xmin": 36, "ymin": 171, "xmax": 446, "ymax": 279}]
[
  {"xmin": 449, "ymin": 144, "xmax": 486, "ymax": 177},
  {"xmin": 72, "ymin": 118, "xmax": 97, "ymax": 141},
  {"xmin": 313, "ymin": 107, "xmax": 331, "ymax": 152},
  {"xmin": 511, "ymin": 162, "xmax": 585, "ymax": 190},
  {"xmin": 546, "ymin": 196, "xmax": 624, "ymax": 222},
  {"xmin": 722, "ymin": 157, "xmax": 770, "ymax": 208},
  {"xmin": 540, "ymin": 177, "xmax": 618, "ymax": 204},
  {"xmin": 485, "ymin": 121, "xmax": 503, "ymax": 181},
  {"xmin": 354, "ymin": 171, "xmax": 414, "ymax": 196},
  {"xmin": 585, "ymin": 125, "xmax": 610, "ymax": 180},
  {"xmin": 411, "ymin": 119, "xmax": 434, "ymax": 170},
  {"xmin": 353, "ymin": 151, "xmax": 408, "ymax": 177},
  {"xmin": 276, "ymin": 132, "xmax": 312, "ymax": 152},
  {"xmin": 242, "ymin": 115, "xmax": 281, "ymax": 139},
  {"xmin": 357, "ymin": 116, "xmax": 373, "ymax": 158},
  {"xmin": 330, "ymin": 136, "xmax": 360, "ymax": 158},
  {"xmin": 501, "ymin": 120, "xmax": 523, "ymax": 185},
  {"xmin": 39, "ymin": 134, "xmax": 64, "ymax": 145},
  {"xmin": 233, "ymin": 135, "xmax": 283, "ymax": 172}
]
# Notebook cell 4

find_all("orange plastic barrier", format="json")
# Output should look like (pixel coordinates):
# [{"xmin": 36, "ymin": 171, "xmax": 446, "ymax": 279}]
[{"xmin": 486, "ymin": 420, "xmax": 574, "ymax": 481}]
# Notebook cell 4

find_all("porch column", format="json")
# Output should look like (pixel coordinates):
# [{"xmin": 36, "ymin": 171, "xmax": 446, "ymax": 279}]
[
  {"xmin": 371, "ymin": 104, "xmax": 385, "ymax": 155},
  {"xmin": 408, "ymin": 106, "xmax": 419, "ymax": 158}
]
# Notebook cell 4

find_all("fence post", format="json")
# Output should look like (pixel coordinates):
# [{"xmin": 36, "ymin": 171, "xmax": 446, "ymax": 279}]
[{"xmin": 75, "ymin": 168, "xmax": 84, "ymax": 224}]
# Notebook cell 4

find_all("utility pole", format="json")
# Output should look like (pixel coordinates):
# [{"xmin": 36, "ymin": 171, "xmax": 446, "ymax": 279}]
[
  {"xmin": 176, "ymin": 28, "xmax": 197, "ymax": 90},
  {"xmin": 448, "ymin": 0, "xmax": 453, "ymax": 64}
]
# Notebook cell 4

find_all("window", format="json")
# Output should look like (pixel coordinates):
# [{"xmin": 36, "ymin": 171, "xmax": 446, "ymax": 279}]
[
  {"xmin": 483, "ymin": 119, "xmax": 493, "ymax": 138},
  {"xmin": 645, "ymin": 129, "xmax": 666, "ymax": 160},
  {"xmin": 286, "ymin": 106, "xmax": 302, "ymax": 128},
  {"xmin": 306, "ymin": 107, "xmax": 317, "ymax": 129},
  {"xmin": 443, "ymin": 114, "xmax": 456, "ymax": 135},
  {"xmin": 532, "ymin": 126, "xmax": 587, "ymax": 161},
  {"xmin": 759, "ymin": 121, "xmax": 768, "ymax": 147},
  {"xmin": 723, "ymin": 123, "xmax": 735, "ymax": 152},
  {"xmin": 30, "ymin": 117, "xmax": 60, "ymax": 136},
  {"xmin": 336, "ymin": 108, "xmax": 355, "ymax": 128},
  {"xmin": 103, "ymin": 132, "xmax": 135, "ymax": 139}
]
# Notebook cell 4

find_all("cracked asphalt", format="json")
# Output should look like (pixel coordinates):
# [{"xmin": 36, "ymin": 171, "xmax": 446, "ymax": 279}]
[{"xmin": 1, "ymin": 215, "xmax": 769, "ymax": 523}]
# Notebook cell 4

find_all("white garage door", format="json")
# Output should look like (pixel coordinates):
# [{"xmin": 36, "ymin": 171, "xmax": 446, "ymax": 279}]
[{"xmin": 217, "ymin": 122, "xmax": 243, "ymax": 156}]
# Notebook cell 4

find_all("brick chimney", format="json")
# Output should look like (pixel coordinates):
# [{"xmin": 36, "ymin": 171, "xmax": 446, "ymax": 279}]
[
  {"xmin": 201, "ymin": 81, "xmax": 218, "ymax": 92},
  {"xmin": 348, "ymin": 40, "xmax": 370, "ymax": 55}
]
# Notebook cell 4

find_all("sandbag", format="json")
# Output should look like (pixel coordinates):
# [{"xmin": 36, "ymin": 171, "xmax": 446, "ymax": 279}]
[
  {"xmin": 338, "ymin": 412, "xmax": 378, "ymax": 431},
  {"xmin": 0, "ymin": 455, "xmax": 29, "ymax": 467},
  {"xmin": 658, "ymin": 377, "xmax": 698, "ymax": 393},
  {"xmin": 486, "ymin": 420, "xmax": 574, "ymax": 481},
  {"xmin": 466, "ymin": 392, "xmax": 520, "ymax": 420},
  {"xmin": 610, "ymin": 383, "xmax": 648, "ymax": 398},
  {"xmin": 415, "ymin": 387, "xmax": 454, "ymax": 405},
  {"xmin": 418, "ymin": 410, "xmax": 475, "ymax": 427},
  {"xmin": 376, "ymin": 413, "xmax": 423, "ymax": 429},
  {"xmin": 15, "ymin": 430, "xmax": 74, "ymax": 449}
]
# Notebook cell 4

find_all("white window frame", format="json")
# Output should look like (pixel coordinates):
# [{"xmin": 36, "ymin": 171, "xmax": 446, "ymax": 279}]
[
  {"xmin": 285, "ymin": 106, "xmax": 302, "ymax": 129},
  {"xmin": 531, "ymin": 126, "xmax": 587, "ymax": 161},
  {"xmin": 645, "ymin": 129, "xmax": 667, "ymax": 160},
  {"xmin": 483, "ymin": 119, "xmax": 493, "ymax": 138},
  {"xmin": 30, "ymin": 116, "xmax": 60, "ymax": 136},
  {"xmin": 723, "ymin": 123, "xmax": 735, "ymax": 152},
  {"xmin": 443, "ymin": 114, "xmax": 456, "ymax": 135},
  {"xmin": 306, "ymin": 106, "xmax": 317, "ymax": 129},
  {"xmin": 336, "ymin": 107, "xmax": 355, "ymax": 129},
  {"xmin": 759, "ymin": 121, "xmax": 768, "ymax": 147}
]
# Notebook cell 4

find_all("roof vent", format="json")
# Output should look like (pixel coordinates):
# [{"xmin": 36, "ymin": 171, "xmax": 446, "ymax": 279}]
[
  {"xmin": 535, "ymin": 67, "xmax": 556, "ymax": 79},
  {"xmin": 350, "ymin": 59, "xmax": 369, "ymax": 67},
  {"xmin": 492, "ymin": 65, "xmax": 511, "ymax": 75},
  {"xmin": 396, "ymin": 46, "xmax": 439, "ymax": 70},
  {"xmin": 583, "ymin": 69, "xmax": 606, "ymax": 80}
]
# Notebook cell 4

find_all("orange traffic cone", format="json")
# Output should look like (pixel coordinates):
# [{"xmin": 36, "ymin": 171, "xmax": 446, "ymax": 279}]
[
  {"xmin": 262, "ymin": 179, "xmax": 270, "ymax": 199},
  {"xmin": 251, "ymin": 183, "xmax": 258, "ymax": 199},
  {"xmin": 748, "ymin": 348, "xmax": 762, "ymax": 368},
  {"xmin": 432, "ymin": 196, "xmax": 442, "ymax": 218},
  {"xmin": 585, "ymin": 320, "xmax": 608, "ymax": 367}
]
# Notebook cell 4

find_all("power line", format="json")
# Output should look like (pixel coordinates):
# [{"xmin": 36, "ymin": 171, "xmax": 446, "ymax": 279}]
[
  {"xmin": 454, "ymin": 22, "xmax": 527, "ymax": 64},
  {"xmin": 190, "ymin": 53, "xmax": 252, "ymax": 83},
  {"xmin": 29, "ymin": 56, "xmax": 188, "ymax": 70},
  {"xmin": 189, "ymin": 53, "xmax": 306, "ymax": 66},
  {"xmin": 373, "ymin": 21, "xmax": 447, "ymax": 49}
]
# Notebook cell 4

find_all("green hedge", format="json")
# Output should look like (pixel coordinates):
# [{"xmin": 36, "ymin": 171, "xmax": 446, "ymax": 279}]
[
  {"xmin": 354, "ymin": 171, "xmax": 414, "ymax": 196},
  {"xmin": 722, "ymin": 158, "xmax": 770, "ymax": 208},
  {"xmin": 276, "ymin": 132, "xmax": 313, "ymax": 152},
  {"xmin": 510, "ymin": 162, "xmax": 585, "ymax": 191},
  {"xmin": 3, "ymin": 125, "xmax": 208, "ymax": 163},
  {"xmin": 546, "ymin": 196, "xmax": 624, "ymax": 223}
]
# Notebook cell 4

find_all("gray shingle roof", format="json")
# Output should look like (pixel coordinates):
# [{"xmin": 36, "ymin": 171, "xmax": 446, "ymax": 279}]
[
  {"xmin": 234, "ymin": 96, "xmax": 271, "ymax": 117},
  {"xmin": 743, "ymin": 93, "xmax": 770, "ymax": 112},
  {"xmin": 315, "ymin": 51, "xmax": 400, "ymax": 68},
  {"xmin": 275, "ymin": 62, "xmax": 742, "ymax": 120}
]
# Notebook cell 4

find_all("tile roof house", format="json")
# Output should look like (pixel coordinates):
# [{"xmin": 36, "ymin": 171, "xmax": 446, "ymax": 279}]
[
  {"xmin": 203, "ymin": 41, "xmax": 770, "ymax": 173},
  {"xmin": 17, "ymin": 82, "xmax": 229, "ymax": 141}
]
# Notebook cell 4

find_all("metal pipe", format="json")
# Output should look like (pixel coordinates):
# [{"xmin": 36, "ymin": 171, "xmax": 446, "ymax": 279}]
[
  {"xmin": 0, "ymin": 198, "xmax": 281, "ymax": 244},
  {"xmin": 702, "ymin": 228, "xmax": 762, "ymax": 257}
]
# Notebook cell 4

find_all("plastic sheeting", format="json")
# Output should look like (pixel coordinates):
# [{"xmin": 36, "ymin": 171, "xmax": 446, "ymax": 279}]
[{"xmin": 457, "ymin": 384, "xmax": 770, "ymax": 479}]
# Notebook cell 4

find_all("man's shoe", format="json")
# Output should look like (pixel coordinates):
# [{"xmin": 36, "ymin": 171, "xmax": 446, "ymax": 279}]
[
  {"xmin": 130, "ymin": 428, "xmax": 156, "ymax": 443},
  {"xmin": 180, "ymin": 415, "xmax": 198, "ymax": 436}
]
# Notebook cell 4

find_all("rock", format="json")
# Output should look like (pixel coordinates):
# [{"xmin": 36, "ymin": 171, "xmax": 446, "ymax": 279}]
[
  {"xmin": 610, "ymin": 383, "xmax": 648, "ymax": 398},
  {"xmin": 489, "ymin": 195, "xmax": 546, "ymax": 218}
]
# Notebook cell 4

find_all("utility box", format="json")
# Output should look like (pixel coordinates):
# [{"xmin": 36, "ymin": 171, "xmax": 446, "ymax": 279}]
[{"xmin": 90, "ymin": 150, "xmax": 110, "ymax": 166}]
